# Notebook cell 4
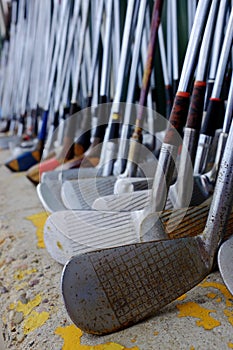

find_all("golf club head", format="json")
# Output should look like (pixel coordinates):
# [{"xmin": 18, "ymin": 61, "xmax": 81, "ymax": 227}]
[
  {"xmin": 61, "ymin": 177, "xmax": 117, "ymax": 210},
  {"xmin": 113, "ymin": 177, "xmax": 154, "ymax": 194},
  {"xmin": 218, "ymin": 235, "xmax": 233, "ymax": 296},
  {"xmin": 43, "ymin": 207, "xmax": 168, "ymax": 264},
  {"xmin": 4, "ymin": 149, "xmax": 41, "ymax": 172},
  {"xmin": 190, "ymin": 173, "xmax": 215, "ymax": 206},
  {"xmin": 37, "ymin": 181, "xmax": 67, "ymax": 212},
  {"xmin": 61, "ymin": 236, "xmax": 209, "ymax": 334},
  {"xmin": 92, "ymin": 190, "xmax": 151, "ymax": 211}
]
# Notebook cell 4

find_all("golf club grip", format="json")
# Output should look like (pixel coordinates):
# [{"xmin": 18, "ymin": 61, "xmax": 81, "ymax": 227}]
[
  {"xmin": 108, "ymin": 111, "xmax": 121, "ymax": 140},
  {"xmin": 94, "ymin": 95, "xmax": 108, "ymax": 140},
  {"xmin": 165, "ymin": 85, "xmax": 173, "ymax": 119},
  {"xmin": 138, "ymin": 0, "xmax": 164, "ymax": 109},
  {"xmin": 201, "ymin": 97, "xmax": 225, "ymax": 136},
  {"xmin": 69, "ymin": 102, "xmax": 81, "ymax": 116},
  {"xmin": 186, "ymin": 81, "xmax": 206, "ymax": 130},
  {"xmin": 53, "ymin": 111, "xmax": 60, "ymax": 128},
  {"xmin": 163, "ymin": 92, "xmax": 190, "ymax": 145}
]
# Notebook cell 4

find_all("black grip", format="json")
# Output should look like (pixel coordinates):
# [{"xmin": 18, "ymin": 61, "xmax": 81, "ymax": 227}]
[
  {"xmin": 69, "ymin": 102, "xmax": 81, "ymax": 115},
  {"xmin": 75, "ymin": 129, "xmax": 91, "ymax": 151},
  {"xmin": 201, "ymin": 98, "xmax": 225, "ymax": 136},
  {"xmin": 165, "ymin": 84, "xmax": 173, "ymax": 119},
  {"xmin": 53, "ymin": 111, "xmax": 60, "ymax": 128},
  {"xmin": 92, "ymin": 95, "xmax": 109, "ymax": 140},
  {"xmin": 164, "ymin": 92, "xmax": 190, "ymax": 146}
]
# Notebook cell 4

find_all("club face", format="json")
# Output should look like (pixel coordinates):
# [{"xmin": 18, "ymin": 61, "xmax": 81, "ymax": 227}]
[
  {"xmin": 37, "ymin": 182, "xmax": 67, "ymax": 212},
  {"xmin": 44, "ymin": 210, "xmax": 140, "ymax": 264},
  {"xmin": 61, "ymin": 177, "xmax": 117, "ymax": 210},
  {"xmin": 218, "ymin": 235, "xmax": 233, "ymax": 296},
  {"xmin": 61, "ymin": 236, "xmax": 209, "ymax": 335},
  {"xmin": 92, "ymin": 190, "xmax": 151, "ymax": 211}
]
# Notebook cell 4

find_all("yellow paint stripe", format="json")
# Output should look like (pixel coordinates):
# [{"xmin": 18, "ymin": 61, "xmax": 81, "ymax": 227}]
[
  {"xmin": 26, "ymin": 212, "xmax": 49, "ymax": 248},
  {"xmin": 176, "ymin": 301, "xmax": 220, "ymax": 330},
  {"xmin": 10, "ymin": 294, "xmax": 42, "ymax": 316},
  {"xmin": 55, "ymin": 325, "xmax": 139, "ymax": 350},
  {"xmin": 14, "ymin": 268, "xmax": 37, "ymax": 280},
  {"xmin": 200, "ymin": 281, "xmax": 233, "ymax": 307},
  {"xmin": 23, "ymin": 310, "xmax": 49, "ymax": 334}
]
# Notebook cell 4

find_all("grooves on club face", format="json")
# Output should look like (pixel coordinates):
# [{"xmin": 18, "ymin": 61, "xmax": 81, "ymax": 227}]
[{"xmin": 62, "ymin": 236, "xmax": 210, "ymax": 335}]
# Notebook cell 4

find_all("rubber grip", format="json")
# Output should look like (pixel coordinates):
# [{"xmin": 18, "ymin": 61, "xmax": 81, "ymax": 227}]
[
  {"xmin": 165, "ymin": 85, "xmax": 173, "ymax": 119},
  {"xmin": 53, "ymin": 111, "xmax": 60, "ymax": 128},
  {"xmin": 94, "ymin": 95, "xmax": 108, "ymax": 140},
  {"xmin": 86, "ymin": 95, "xmax": 92, "ymax": 108},
  {"xmin": 109, "ymin": 121, "xmax": 120, "ymax": 140},
  {"xmin": 69, "ymin": 102, "xmax": 81, "ymax": 115},
  {"xmin": 163, "ymin": 92, "xmax": 190, "ymax": 146},
  {"xmin": 201, "ymin": 98, "xmax": 225, "ymax": 136},
  {"xmin": 75, "ymin": 129, "xmax": 91, "ymax": 151},
  {"xmin": 186, "ymin": 81, "xmax": 206, "ymax": 130}
]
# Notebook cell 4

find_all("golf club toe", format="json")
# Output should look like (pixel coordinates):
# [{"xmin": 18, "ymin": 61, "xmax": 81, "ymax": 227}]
[
  {"xmin": 62, "ymin": 254, "xmax": 122, "ymax": 334},
  {"xmin": 44, "ymin": 214, "xmax": 74, "ymax": 264}
]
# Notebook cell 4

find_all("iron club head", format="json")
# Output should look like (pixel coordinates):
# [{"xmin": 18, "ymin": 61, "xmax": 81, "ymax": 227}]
[{"xmin": 218, "ymin": 235, "xmax": 233, "ymax": 296}]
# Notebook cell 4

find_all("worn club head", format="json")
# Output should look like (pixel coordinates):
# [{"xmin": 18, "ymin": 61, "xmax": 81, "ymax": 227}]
[
  {"xmin": 37, "ymin": 168, "xmax": 102, "ymax": 212},
  {"xmin": 5, "ymin": 149, "xmax": 41, "ymax": 172},
  {"xmin": 44, "ymin": 208, "xmax": 167, "ymax": 265},
  {"xmin": 61, "ymin": 237, "xmax": 210, "ymax": 334},
  {"xmin": 92, "ymin": 189, "xmax": 151, "ymax": 211},
  {"xmin": 37, "ymin": 181, "xmax": 67, "ymax": 213},
  {"xmin": 61, "ymin": 177, "xmax": 117, "ymax": 210},
  {"xmin": 61, "ymin": 176, "xmax": 154, "ymax": 210},
  {"xmin": 44, "ymin": 200, "xmax": 216, "ymax": 265},
  {"xmin": 218, "ymin": 235, "xmax": 233, "ymax": 296}
]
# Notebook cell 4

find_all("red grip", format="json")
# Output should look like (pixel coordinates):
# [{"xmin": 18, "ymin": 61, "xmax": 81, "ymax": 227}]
[
  {"xmin": 186, "ymin": 81, "xmax": 206, "ymax": 130},
  {"xmin": 164, "ymin": 92, "xmax": 190, "ymax": 146}
]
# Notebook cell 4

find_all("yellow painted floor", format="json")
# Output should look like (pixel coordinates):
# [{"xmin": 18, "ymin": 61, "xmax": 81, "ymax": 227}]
[{"xmin": 0, "ymin": 149, "xmax": 233, "ymax": 350}]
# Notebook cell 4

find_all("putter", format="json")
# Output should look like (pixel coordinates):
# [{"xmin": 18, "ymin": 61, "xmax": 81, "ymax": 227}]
[
  {"xmin": 61, "ymin": 110, "xmax": 233, "ymax": 336},
  {"xmin": 218, "ymin": 235, "xmax": 233, "ymax": 296},
  {"xmin": 43, "ymin": 0, "xmax": 212, "ymax": 263}
]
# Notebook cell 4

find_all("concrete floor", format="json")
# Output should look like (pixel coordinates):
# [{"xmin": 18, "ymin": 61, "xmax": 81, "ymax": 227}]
[{"xmin": 0, "ymin": 148, "xmax": 233, "ymax": 350}]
